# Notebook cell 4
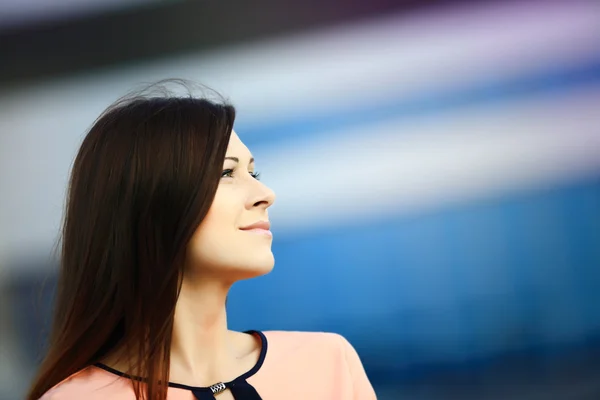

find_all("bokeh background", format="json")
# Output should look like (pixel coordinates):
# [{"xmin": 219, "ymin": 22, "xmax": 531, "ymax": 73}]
[{"xmin": 1, "ymin": 0, "xmax": 600, "ymax": 399}]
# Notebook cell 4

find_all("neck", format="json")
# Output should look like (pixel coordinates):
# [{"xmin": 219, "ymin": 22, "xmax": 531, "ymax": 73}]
[{"xmin": 169, "ymin": 275, "xmax": 236, "ymax": 385}]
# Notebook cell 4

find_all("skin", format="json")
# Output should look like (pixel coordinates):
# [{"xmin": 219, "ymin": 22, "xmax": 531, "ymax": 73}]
[{"xmin": 104, "ymin": 131, "xmax": 276, "ymax": 398}]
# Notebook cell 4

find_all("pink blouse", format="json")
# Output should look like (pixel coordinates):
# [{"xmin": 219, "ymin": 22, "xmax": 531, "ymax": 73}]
[{"xmin": 40, "ymin": 330, "xmax": 377, "ymax": 399}]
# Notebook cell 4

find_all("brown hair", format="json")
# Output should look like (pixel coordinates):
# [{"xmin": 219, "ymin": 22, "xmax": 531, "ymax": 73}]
[{"xmin": 27, "ymin": 81, "xmax": 235, "ymax": 400}]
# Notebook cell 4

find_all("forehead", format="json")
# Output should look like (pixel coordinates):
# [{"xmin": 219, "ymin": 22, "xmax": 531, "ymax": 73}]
[{"xmin": 227, "ymin": 130, "xmax": 251, "ymax": 154}]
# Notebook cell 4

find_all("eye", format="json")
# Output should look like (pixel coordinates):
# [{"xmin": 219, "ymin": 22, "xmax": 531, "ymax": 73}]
[
  {"xmin": 221, "ymin": 169, "xmax": 261, "ymax": 180},
  {"xmin": 221, "ymin": 169, "xmax": 234, "ymax": 178}
]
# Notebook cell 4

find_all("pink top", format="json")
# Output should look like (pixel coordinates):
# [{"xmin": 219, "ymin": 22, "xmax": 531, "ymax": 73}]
[{"xmin": 39, "ymin": 331, "xmax": 377, "ymax": 400}]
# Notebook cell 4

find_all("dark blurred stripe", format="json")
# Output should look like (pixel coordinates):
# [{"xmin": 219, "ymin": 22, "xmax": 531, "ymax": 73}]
[{"xmin": 0, "ymin": 0, "xmax": 496, "ymax": 88}]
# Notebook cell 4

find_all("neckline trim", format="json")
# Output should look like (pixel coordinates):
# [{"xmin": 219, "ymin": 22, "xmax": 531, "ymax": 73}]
[{"xmin": 94, "ymin": 330, "xmax": 267, "ymax": 392}]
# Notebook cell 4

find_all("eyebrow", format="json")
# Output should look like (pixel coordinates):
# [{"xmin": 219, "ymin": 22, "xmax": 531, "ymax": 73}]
[{"xmin": 225, "ymin": 156, "xmax": 254, "ymax": 164}]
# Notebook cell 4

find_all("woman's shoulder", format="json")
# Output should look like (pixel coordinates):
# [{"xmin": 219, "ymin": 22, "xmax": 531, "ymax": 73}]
[
  {"xmin": 39, "ymin": 366, "xmax": 134, "ymax": 400},
  {"xmin": 257, "ymin": 330, "xmax": 377, "ymax": 399}
]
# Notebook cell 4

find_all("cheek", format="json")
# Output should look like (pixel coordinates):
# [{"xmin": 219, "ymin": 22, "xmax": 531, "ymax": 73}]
[
  {"xmin": 202, "ymin": 187, "xmax": 240, "ymax": 230},
  {"xmin": 184, "ymin": 189, "xmax": 241, "ymax": 268}
]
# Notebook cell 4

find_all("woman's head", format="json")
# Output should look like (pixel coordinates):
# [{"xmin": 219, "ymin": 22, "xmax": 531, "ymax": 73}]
[
  {"xmin": 28, "ymin": 82, "xmax": 275, "ymax": 400},
  {"xmin": 186, "ymin": 130, "xmax": 276, "ymax": 282}
]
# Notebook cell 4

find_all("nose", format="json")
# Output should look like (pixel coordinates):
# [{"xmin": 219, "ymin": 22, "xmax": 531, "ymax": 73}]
[{"xmin": 247, "ymin": 179, "xmax": 276, "ymax": 210}]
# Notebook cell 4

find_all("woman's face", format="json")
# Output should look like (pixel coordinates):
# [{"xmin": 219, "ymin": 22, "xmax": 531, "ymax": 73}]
[{"xmin": 185, "ymin": 131, "xmax": 276, "ymax": 281}]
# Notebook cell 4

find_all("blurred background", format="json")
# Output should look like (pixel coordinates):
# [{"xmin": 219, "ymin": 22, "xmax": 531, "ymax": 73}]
[{"xmin": 1, "ymin": 0, "xmax": 600, "ymax": 399}]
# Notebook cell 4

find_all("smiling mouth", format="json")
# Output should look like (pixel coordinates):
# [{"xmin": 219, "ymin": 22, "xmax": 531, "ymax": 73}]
[{"xmin": 239, "ymin": 221, "xmax": 272, "ymax": 237}]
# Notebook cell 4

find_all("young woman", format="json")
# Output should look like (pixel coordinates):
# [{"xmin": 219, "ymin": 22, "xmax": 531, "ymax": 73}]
[{"xmin": 27, "ymin": 84, "xmax": 376, "ymax": 400}]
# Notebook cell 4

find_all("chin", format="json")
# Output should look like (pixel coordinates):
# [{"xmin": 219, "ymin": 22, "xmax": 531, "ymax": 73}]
[
  {"xmin": 239, "ymin": 254, "xmax": 275, "ymax": 280},
  {"xmin": 212, "ymin": 249, "xmax": 274, "ymax": 282},
  {"xmin": 188, "ymin": 248, "xmax": 275, "ymax": 281}
]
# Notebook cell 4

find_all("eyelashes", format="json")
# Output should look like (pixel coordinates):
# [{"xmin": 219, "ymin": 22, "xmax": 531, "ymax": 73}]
[{"xmin": 221, "ymin": 169, "xmax": 261, "ymax": 180}]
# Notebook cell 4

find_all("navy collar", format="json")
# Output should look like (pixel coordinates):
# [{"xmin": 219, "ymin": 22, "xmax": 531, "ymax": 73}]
[{"xmin": 95, "ymin": 330, "xmax": 267, "ymax": 399}]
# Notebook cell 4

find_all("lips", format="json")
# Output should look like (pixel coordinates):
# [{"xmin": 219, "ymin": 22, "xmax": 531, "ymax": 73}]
[
  {"xmin": 239, "ymin": 221, "xmax": 272, "ymax": 237},
  {"xmin": 239, "ymin": 221, "xmax": 271, "ymax": 231}
]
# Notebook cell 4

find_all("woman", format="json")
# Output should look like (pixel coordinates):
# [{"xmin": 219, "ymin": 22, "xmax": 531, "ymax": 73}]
[{"xmin": 27, "ymin": 82, "xmax": 376, "ymax": 400}]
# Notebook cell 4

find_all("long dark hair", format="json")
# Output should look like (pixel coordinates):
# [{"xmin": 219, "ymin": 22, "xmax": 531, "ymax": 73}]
[{"xmin": 27, "ymin": 82, "xmax": 235, "ymax": 400}]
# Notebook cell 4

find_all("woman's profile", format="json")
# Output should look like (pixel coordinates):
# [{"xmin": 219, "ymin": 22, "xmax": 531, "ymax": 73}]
[{"xmin": 26, "ymin": 80, "xmax": 376, "ymax": 400}]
